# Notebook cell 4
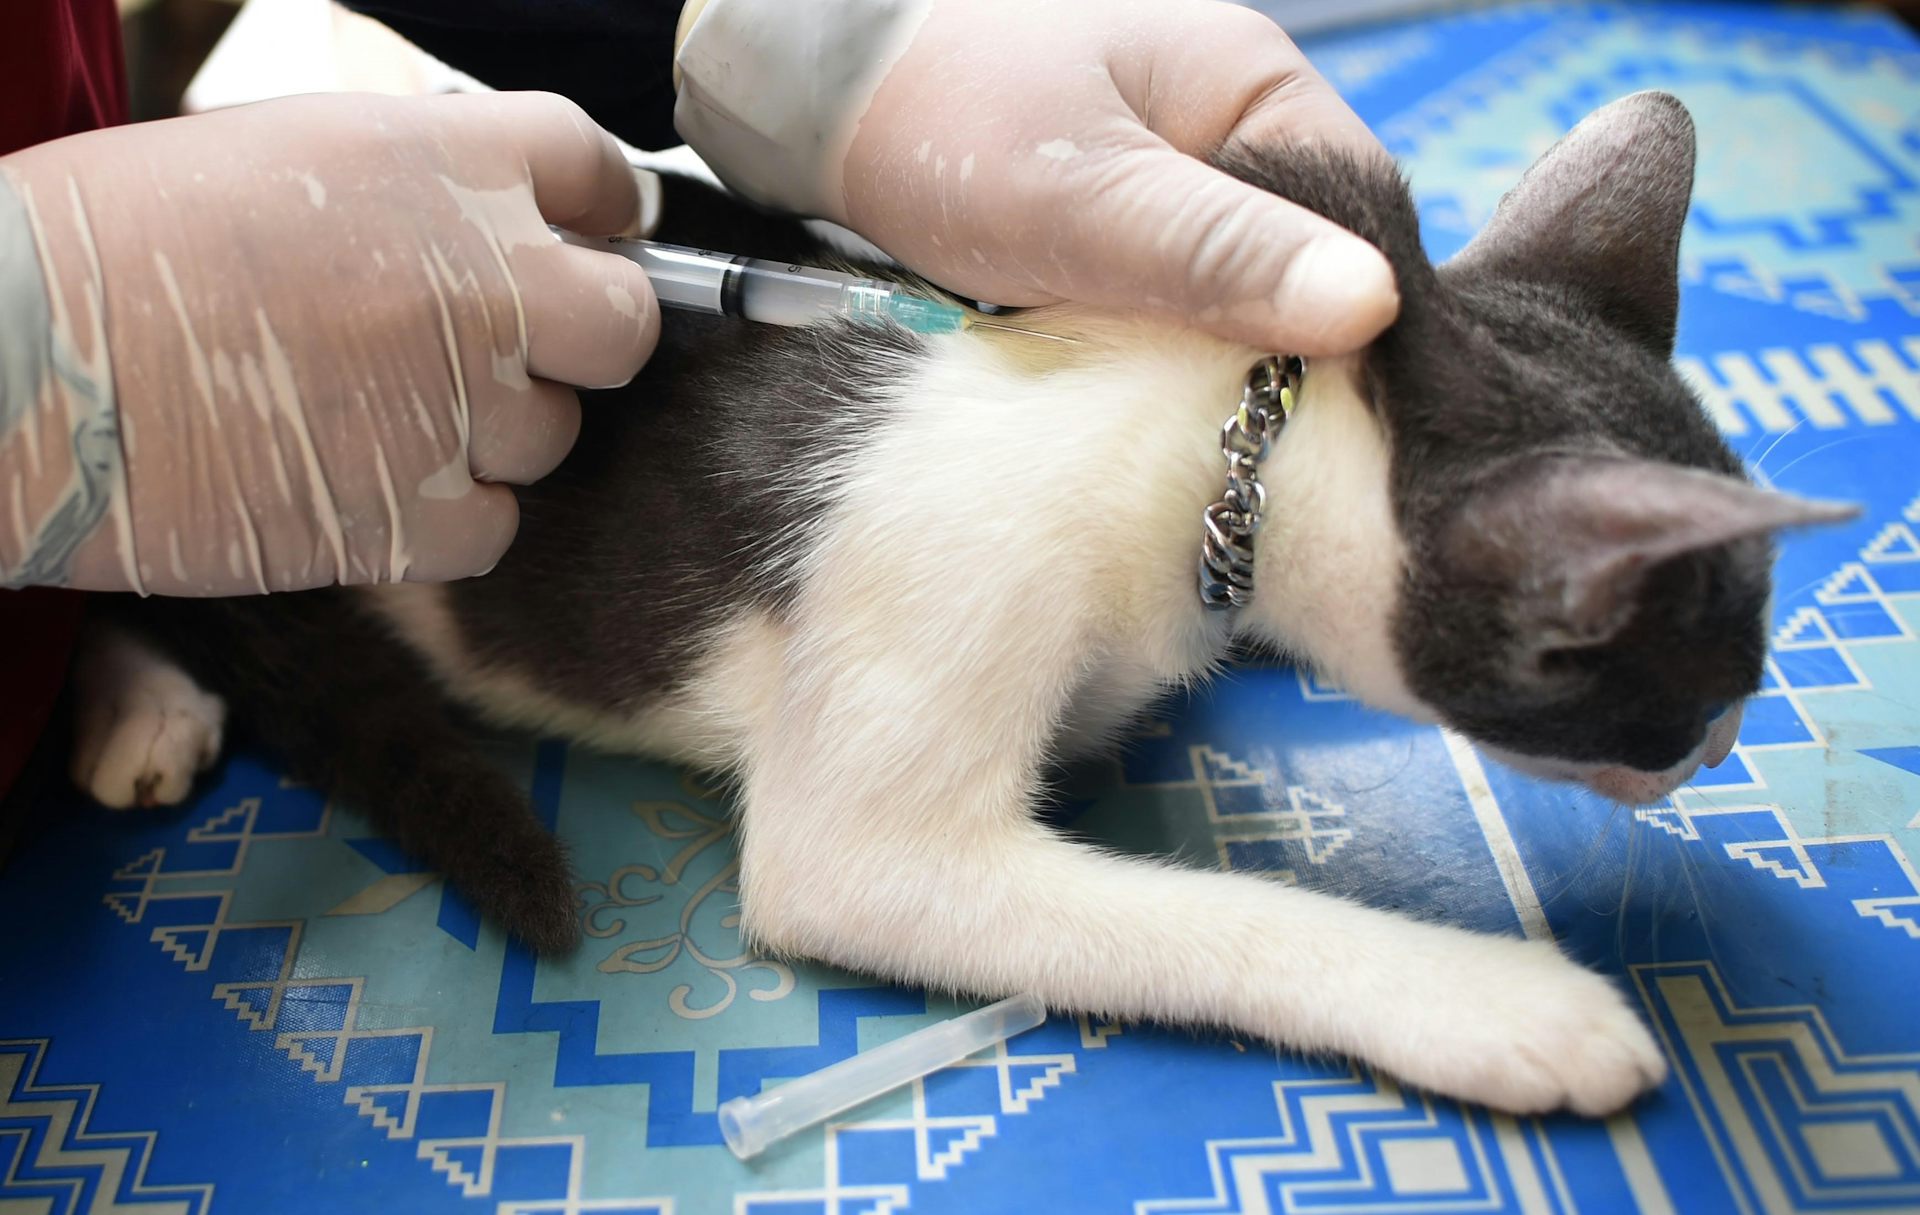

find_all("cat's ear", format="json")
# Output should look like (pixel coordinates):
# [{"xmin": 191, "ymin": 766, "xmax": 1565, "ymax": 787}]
[
  {"xmin": 1444, "ymin": 456, "xmax": 1858, "ymax": 648},
  {"xmin": 1446, "ymin": 91, "xmax": 1696, "ymax": 353}
]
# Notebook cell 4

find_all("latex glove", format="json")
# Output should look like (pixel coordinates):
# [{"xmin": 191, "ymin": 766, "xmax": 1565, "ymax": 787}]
[
  {"xmin": 675, "ymin": 0, "xmax": 1397, "ymax": 355},
  {"xmin": 0, "ymin": 92, "xmax": 659, "ymax": 596}
]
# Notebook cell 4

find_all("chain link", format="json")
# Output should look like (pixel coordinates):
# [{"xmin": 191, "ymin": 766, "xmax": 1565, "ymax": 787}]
[{"xmin": 1198, "ymin": 354, "xmax": 1304, "ymax": 611}]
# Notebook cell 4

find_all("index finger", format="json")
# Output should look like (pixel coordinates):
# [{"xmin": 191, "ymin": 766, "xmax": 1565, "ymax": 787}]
[{"xmin": 457, "ymin": 91, "xmax": 647, "ymax": 236}]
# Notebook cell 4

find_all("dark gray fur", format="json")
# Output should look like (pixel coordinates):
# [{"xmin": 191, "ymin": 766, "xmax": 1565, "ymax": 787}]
[
  {"xmin": 1224, "ymin": 94, "xmax": 1784, "ymax": 772},
  {"xmin": 451, "ymin": 174, "xmax": 919, "ymax": 712},
  {"xmin": 94, "ymin": 94, "xmax": 1828, "ymax": 949}
]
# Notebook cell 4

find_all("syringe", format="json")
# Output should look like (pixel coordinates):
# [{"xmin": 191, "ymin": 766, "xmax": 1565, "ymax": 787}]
[{"xmin": 551, "ymin": 229, "xmax": 1066, "ymax": 341}]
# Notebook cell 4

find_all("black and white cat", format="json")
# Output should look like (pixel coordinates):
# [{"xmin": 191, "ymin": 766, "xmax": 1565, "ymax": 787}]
[{"xmin": 71, "ymin": 91, "xmax": 1853, "ymax": 1117}]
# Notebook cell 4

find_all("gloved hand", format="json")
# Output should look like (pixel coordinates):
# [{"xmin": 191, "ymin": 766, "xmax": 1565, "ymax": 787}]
[
  {"xmin": 0, "ymin": 91, "xmax": 659, "ymax": 596},
  {"xmin": 675, "ymin": 0, "xmax": 1397, "ymax": 355}
]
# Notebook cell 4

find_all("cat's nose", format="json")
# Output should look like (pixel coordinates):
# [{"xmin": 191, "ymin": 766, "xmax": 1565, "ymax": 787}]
[{"xmin": 1703, "ymin": 702, "xmax": 1745, "ymax": 768}]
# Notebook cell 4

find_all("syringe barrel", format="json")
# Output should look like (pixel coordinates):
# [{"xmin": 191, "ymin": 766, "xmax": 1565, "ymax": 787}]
[
  {"xmin": 716, "ymin": 992, "xmax": 1047, "ymax": 1159},
  {"xmin": 623, "ymin": 242, "xmax": 746, "ymax": 315},
  {"xmin": 569, "ymin": 235, "xmax": 882, "ymax": 326},
  {"xmin": 550, "ymin": 232, "xmax": 749, "ymax": 316},
  {"xmin": 734, "ymin": 259, "xmax": 881, "ymax": 327}
]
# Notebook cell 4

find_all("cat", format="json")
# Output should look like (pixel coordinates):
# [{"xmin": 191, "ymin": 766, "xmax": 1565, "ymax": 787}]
[{"xmin": 70, "ymin": 90, "xmax": 1854, "ymax": 1117}]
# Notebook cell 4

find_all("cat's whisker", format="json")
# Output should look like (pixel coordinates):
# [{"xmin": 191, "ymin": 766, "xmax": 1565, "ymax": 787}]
[
  {"xmin": 1565, "ymin": 790, "xmax": 1628, "ymax": 918},
  {"xmin": 1650, "ymin": 816, "xmax": 1679, "ymax": 964},
  {"xmin": 1771, "ymin": 566, "xmax": 1847, "ymax": 609},
  {"xmin": 1690, "ymin": 853, "xmax": 1722, "ymax": 955},
  {"xmin": 1532, "ymin": 796, "xmax": 1627, "ymax": 908},
  {"xmin": 1745, "ymin": 415, "xmax": 1809, "ymax": 483},
  {"xmin": 1613, "ymin": 813, "xmax": 1642, "ymax": 963},
  {"xmin": 1758, "ymin": 433, "xmax": 1874, "ymax": 485},
  {"xmin": 1669, "ymin": 822, "xmax": 1725, "ymax": 957}
]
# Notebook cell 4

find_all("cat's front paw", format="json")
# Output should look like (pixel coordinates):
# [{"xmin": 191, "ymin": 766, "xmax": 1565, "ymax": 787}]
[{"xmin": 1369, "ymin": 935, "xmax": 1667, "ymax": 1117}]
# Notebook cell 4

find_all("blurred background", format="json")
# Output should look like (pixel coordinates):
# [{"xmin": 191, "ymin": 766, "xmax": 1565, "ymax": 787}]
[
  {"xmin": 119, "ymin": 0, "xmax": 232, "ymax": 121},
  {"xmin": 120, "ymin": 0, "xmax": 1920, "ymax": 125}
]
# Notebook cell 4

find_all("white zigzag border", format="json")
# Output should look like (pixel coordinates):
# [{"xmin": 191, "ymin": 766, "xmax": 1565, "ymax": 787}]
[
  {"xmin": 735, "ymin": 1034, "xmax": 1077, "ymax": 1215},
  {"xmin": 101, "ymin": 794, "xmax": 676, "ymax": 1215},
  {"xmin": 1639, "ymin": 490, "xmax": 1920, "ymax": 939}
]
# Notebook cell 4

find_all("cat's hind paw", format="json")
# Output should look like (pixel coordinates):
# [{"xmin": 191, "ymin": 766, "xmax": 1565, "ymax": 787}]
[
  {"xmin": 71, "ymin": 628, "xmax": 226, "ymax": 810},
  {"xmin": 439, "ymin": 814, "xmax": 583, "ymax": 957},
  {"xmin": 490, "ymin": 842, "xmax": 584, "ymax": 957}
]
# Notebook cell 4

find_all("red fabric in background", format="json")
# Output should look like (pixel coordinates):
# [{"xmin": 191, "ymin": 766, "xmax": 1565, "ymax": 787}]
[
  {"xmin": 0, "ymin": 0, "xmax": 128, "ymax": 797},
  {"xmin": 0, "ymin": 0, "xmax": 129, "ymax": 157},
  {"xmin": 0, "ymin": 589, "xmax": 87, "ymax": 791}
]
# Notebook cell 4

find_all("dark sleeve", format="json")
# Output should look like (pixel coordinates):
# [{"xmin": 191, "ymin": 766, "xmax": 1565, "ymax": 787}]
[{"xmin": 341, "ymin": 1, "xmax": 684, "ymax": 150}]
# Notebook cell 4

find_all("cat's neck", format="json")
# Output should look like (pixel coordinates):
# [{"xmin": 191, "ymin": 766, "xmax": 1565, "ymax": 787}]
[
  {"xmin": 1239, "ymin": 355, "xmax": 1429, "ymax": 720},
  {"xmin": 913, "ymin": 317, "xmax": 1427, "ymax": 718}
]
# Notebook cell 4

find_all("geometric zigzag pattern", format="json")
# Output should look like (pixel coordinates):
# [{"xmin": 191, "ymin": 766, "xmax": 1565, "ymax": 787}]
[
  {"xmin": 97, "ymin": 786, "xmax": 1091, "ymax": 1215},
  {"xmin": 1376, "ymin": 2, "xmax": 1920, "ymax": 332},
  {"xmin": 1135, "ymin": 745, "xmax": 1354, "ymax": 877},
  {"xmin": 101, "ymin": 794, "xmax": 674, "ymax": 1215},
  {"xmin": 1636, "ymin": 961, "xmax": 1920, "ymax": 1213},
  {"xmin": 1136, "ymin": 957, "xmax": 1920, "ymax": 1215},
  {"xmin": 0, "ymin": 1039, "xmax": 215, "ymax": 1215},
  {"xmin": 1635, "ymin": 798, "xmax": 1920, "ymax": 941},
  {"xmin": 1680, "ymin": 339, "xmax": 1920, "ymax": 436},
  {"xmin": 1136, "ymin": 1066, "xmax": 1572, "ymax": 1215},
  {"xmin": 735, "ymin": 1034, "xmax": 1078, "ymax": 1215},
  {"xmin": 1635, "ymin": 490, "xmax": 1920, "ymax": 941}
]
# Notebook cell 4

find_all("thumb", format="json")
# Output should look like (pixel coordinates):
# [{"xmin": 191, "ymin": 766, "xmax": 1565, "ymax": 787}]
[
  {"xmin": 1061, "ymin": 143, "xmax": 1399, "ymax": 355},
  {"xmin": 399, "ymin": 482, "xmax": 522, "ymax": 584}
]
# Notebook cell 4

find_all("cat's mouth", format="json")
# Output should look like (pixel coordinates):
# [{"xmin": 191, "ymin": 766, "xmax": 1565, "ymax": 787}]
[{"xmin": 1480, "ymin": 703, "xmax": 1745, "ymax": 807}]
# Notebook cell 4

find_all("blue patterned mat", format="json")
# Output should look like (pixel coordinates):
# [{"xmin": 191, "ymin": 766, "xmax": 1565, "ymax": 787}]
[{"xmin": 4, "ymin": 3, "xmax": 1919, "ymax": 1211}]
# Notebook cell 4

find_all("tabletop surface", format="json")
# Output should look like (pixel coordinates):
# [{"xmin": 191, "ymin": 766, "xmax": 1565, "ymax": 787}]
[{"xmin": 4, "ymin": 3, "xmax": 1919, "ymax": 1212}]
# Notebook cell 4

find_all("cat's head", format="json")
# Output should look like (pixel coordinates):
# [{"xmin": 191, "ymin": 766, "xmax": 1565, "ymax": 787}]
[{"xmin": 1231, "ymin": 91, "xmax": 1855, "ymax": 804}]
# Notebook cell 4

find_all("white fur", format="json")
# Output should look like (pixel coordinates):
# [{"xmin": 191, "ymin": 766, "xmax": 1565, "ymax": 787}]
[
  {"xmin": 374, "ymin": 320, "xmax": 1663, "ymax": 1114},
  {"xmin": 88, "ymin": 319, "xmax": 1668, "ymax": 1115},
  {"xmin": 71, "ymin": 624, "xmax": 225, "ymax": 809},
  {"xmin": 1237, "ymin": 355, "xmax": 1428, "ymax": 719}
]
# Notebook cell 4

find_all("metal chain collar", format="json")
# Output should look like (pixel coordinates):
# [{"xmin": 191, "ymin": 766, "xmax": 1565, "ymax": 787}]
[{"xmin": 1199, "ymin": 354, "xmax": 1305, "ymax": 611}]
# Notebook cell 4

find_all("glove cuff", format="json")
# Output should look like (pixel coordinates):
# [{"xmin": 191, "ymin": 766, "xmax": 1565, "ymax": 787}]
[
  {"xmin": 0, "ymin": 164, "xmax": 132, "ymax": 591},
  {"xmin": 0, "ymin": 168, "xmax": 54, "ymax": 445},
  {"xmin": 672, "ymin": 0, "xmax": 930, "ymax": 223}
]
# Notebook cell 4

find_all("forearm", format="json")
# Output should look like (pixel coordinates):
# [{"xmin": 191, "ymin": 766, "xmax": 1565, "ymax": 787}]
[
  {"xmin": 0, "ymin": 162, "xmax": 133, "ymax": 593},
  {"xmin": 5, "ymin": 93, "xmax": 656, "ymax": 598}
]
